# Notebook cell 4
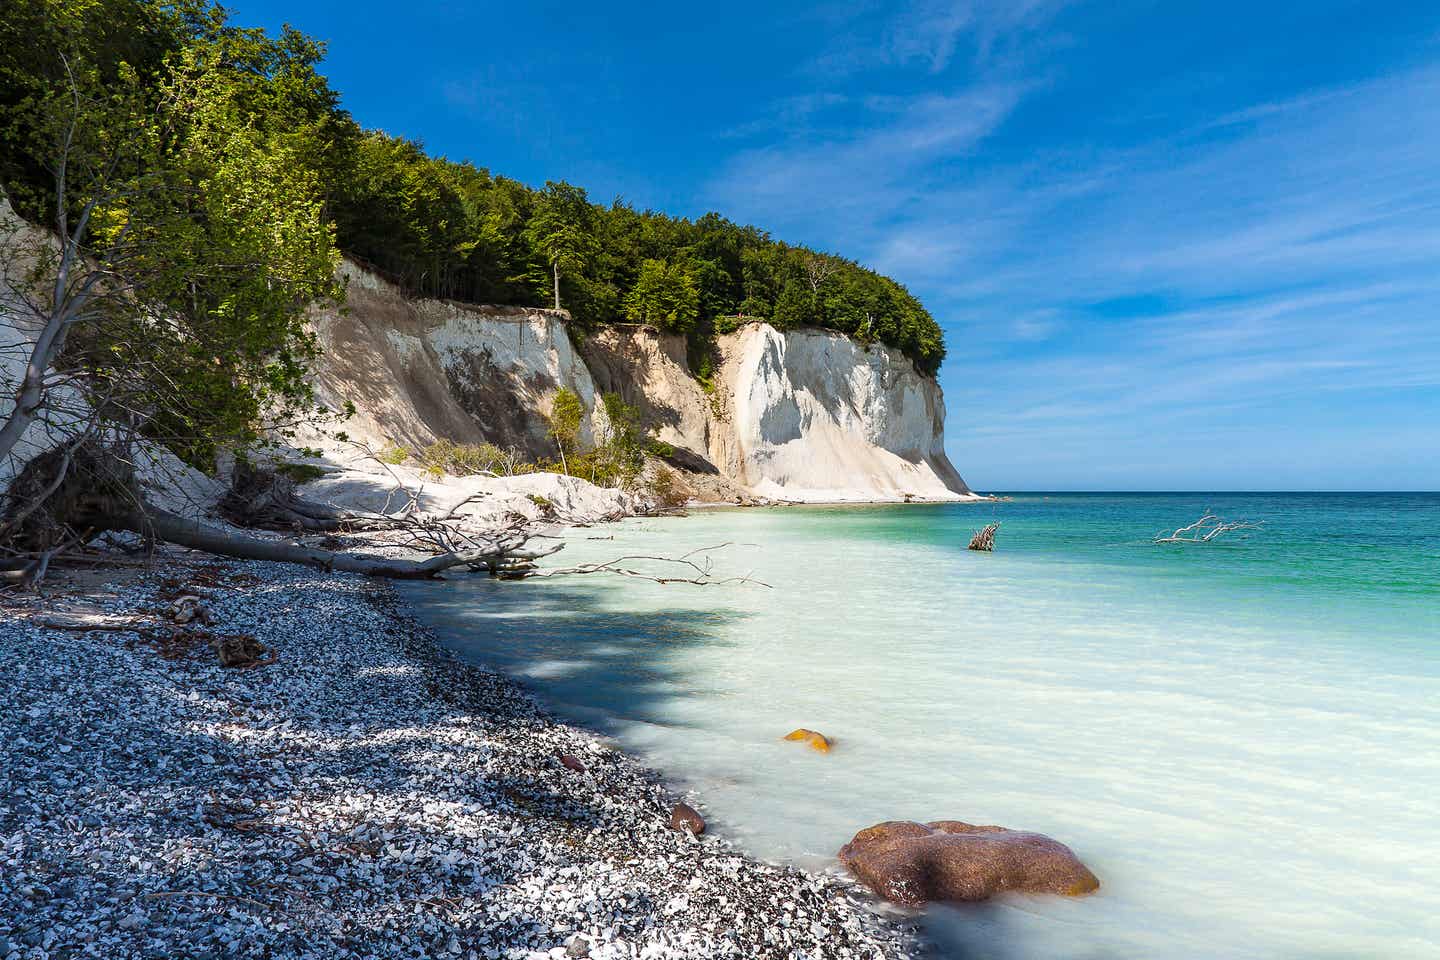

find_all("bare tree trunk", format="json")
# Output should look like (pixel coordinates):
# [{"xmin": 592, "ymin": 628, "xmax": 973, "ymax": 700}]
[
  {"xmin": 110, "ymin": 504, "xmax": 561, "ymax": 579},
  {"xmin": 0, "ymin": 63, "xmax": 120, "ymax": 467},
  {"xmin": 552, "ymin": 260, "xmax": 561, "ymax": 310},
  {"xmin": 0, "ymin": 220, "xmax": 96, "ymax": 465}
]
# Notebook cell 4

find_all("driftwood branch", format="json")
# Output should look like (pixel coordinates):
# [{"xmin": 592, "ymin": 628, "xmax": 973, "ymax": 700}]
[
  {"xmin": 35, "ymin": 609, "xmax": 146, "ymax": 631},
  {"xmin": 1154, "ymin": 513, "xmax": 1264, "ymax": 544},
  {"xmin": 515, "ymin": 543, "xmax": 770, "ymax": 587}
]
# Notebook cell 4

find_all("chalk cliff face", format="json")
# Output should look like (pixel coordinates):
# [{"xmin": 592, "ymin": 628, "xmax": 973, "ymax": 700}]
[
  {"xmin": 308, "ymin": 261, "xmax": 973, "ymax": 502},
  {"xmin": 720, "ymin": 325, "xmax": 968, "ymax": 501}
]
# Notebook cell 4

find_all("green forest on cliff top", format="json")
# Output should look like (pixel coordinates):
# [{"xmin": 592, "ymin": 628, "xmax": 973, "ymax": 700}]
[{"xmin": 0, "ymin": 0, "xmax": 945, "ymax": 375}]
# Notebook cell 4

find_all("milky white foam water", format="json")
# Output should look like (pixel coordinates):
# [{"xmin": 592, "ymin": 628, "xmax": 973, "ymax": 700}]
[{"xmin": 398, "ymin": 493, "xmax": 1440, "ymax": 958}]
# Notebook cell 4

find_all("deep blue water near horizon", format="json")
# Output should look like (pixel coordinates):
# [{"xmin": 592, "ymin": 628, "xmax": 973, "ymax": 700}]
[{"xmin": 398, "ymin": 492, "xmax": 1440, "ymax": 959}]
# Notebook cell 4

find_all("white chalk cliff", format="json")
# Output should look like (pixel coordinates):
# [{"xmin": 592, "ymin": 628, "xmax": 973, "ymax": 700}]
[
  {"xmin": 308, "ymin": 261, "xmax": 974, "ymax": 503},
  {"xmin": 723, "ymin": 325, "xmax": 968, "ymax": 501}
]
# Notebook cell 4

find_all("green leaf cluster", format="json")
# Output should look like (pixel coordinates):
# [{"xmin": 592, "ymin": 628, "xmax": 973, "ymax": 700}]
[
  {"xmin": 624, "ymin": 259, "xmax": 700, "ymax": 334},
  {"xmin": 1, "ymin": 0, "xmax": 342, "ymax": 469}
]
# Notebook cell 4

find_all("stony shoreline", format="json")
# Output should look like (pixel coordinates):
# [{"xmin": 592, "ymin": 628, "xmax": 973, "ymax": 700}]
[{"xmin": 0, "ymin": 555, "xmax": 922, "ymax": 960}]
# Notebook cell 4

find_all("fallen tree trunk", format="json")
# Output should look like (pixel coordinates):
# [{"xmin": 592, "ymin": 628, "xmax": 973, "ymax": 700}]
[
  {"xmin": 2, "ymin": 442, "xmax": 561, "ymax": 581},
  {"xmin": 4, "ymin": 441, "xmax": 757, "ymax": 588},
  {"xmin": 110, "ymin": 504, "xmax": 562, "ymax": 579}
]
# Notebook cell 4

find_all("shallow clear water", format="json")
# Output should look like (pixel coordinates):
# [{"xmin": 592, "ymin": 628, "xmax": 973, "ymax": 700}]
[{"xmin": 398, "ymin": 493, "xmax": 1440, "ymax": 959}]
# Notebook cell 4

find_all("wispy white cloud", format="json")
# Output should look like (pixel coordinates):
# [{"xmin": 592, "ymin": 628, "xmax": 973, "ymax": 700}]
[
  {"xmin": 808, "ymin": 0, "xmax": 1072, "ymax": 76},
  {"xmin": 710, "ymin": 82, "xmax": 1029, "ymax": 243},
  {"xmin": 718, "ymin": 92, "xmax": 853, "ymax": 141},
  {"xmin": 706, "ymin": 4, "xmax": 1440, "ymax": 487}
]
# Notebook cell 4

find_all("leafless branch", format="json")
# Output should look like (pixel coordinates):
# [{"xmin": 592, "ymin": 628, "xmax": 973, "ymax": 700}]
[
  {"xmin": 517, "ymin": 544, "xmax": 770, "ymax": 587},
  {"xmin": 1154, "ymin": 513, "xmax": 1265, "ymax": 544}
]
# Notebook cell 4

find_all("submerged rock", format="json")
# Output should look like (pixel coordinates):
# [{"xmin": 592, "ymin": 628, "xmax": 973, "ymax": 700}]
[
  {"xmin": 783, "ymin": 728, "xmax": 832, "ymax": 753},
  {"xmin": 838, "ymin": 820, "xmax": 1099, "ymax": 906},
  {"xmin": 669, "ymin": 802, "xmax": 705, "ymax": 835}
]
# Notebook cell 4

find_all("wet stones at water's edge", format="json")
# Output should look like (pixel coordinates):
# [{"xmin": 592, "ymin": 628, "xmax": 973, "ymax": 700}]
[
  {"xmin": 0, "ymin": 558, "xmax": 921, "ymax": 960},
  {"xmin": 838, "ymin": 820, "xmax": 1100, "ymax": 907},
  {"xmin": 668, "ymin": 802, "xmax": 705, "ymax": 836}
]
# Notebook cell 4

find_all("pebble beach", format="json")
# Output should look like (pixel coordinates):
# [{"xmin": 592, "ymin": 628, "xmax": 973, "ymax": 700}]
[{"xmin": 0, "ymin": 557, "xmax": 921, "ymax": 960}]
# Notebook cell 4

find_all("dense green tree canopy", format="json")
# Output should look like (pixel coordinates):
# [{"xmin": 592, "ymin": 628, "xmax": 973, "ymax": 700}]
[
  {"xmin": 1, "ymin": 1, "xmax": 947, "ymax": 378},
  {"xmin": 624, "ymin": 259, "xmax": 700, "ymax": 334},
  {"xmin": 1, "ymin": 0, "xmax": 340, "ymax": 469}
]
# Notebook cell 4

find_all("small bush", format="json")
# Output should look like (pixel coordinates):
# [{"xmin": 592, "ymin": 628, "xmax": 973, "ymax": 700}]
[
  {"xmin": 377, "ymin": 443, "xmax": 409, "ymax": 465},
  {"xmin": 418, "ymin": 439, "xmax": 516, "ymax": 476},
  {"xmin": 274, "ymin": 462, "xmax": 327, "ymax": 484},
  {"xmin": 648, "ymin": 466, "xmax": 687, "ymax": 509}
]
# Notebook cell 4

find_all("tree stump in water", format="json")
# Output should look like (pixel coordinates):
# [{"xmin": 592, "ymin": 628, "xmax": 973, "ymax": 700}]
[{"xmin": 968, "ymin": 522, "xmax": 999, "ymax": 552}]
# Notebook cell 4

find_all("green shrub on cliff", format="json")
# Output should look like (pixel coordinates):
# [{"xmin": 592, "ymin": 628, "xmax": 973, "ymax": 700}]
[
  {"xmin": 418, "ymin": 440, "xmax": 508, "ymax": 476},
  {"xmin": 545, "ymin": 387, "xmax": 585, "ymax": 476}
]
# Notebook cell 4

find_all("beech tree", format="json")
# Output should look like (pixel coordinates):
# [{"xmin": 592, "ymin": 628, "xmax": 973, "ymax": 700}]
[
  {"xmin": 523, "ymin": 181, "xmax": 596, "ymax": 310},
  {"xmin": 771, "ymin": 280, "xmax": 815, "ymax": 331},
  {"xmin": 622, "ymin": 259, "xmax": 700, "ymax": 334},
  {"xmin": 1, "ymin": 3, "xmax": 346, "ymax": 466},
  {"xmin": 546, "ymin": 387, "xmax": 584, "ymax": 475}
]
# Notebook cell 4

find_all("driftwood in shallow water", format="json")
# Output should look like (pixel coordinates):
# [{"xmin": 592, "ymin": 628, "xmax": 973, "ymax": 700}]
[
  {"xmin": 1154, "ymin": 514, "xmax": 1264, "ymax": 544},
  {"xmin": 968, "ymin": 522, "xmax": 999, "ymax": 552},
  {"xmin": 517, "ymin": 543, "xmax": 770, "ymax": 587}
]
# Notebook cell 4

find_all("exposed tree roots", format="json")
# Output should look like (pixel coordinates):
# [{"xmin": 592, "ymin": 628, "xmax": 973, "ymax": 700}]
[
  {"xmin": 2, "ymin": 442, "xmax": 557, "ymax": 582},
  {"xmin": 968, "ymin": 522, "xmax": 999, "ymax": 552}
]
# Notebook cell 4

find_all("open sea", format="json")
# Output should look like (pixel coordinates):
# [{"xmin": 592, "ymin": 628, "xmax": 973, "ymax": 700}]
[{"xmin": 398, "ymin": 493, "xmax": 1440, "ymax": 959}]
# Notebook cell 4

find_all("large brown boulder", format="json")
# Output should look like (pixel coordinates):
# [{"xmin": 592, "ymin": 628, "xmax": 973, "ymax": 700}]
[{"xmin": 837, "ymin": 820, "xmax": 1099, "ymax": 906}]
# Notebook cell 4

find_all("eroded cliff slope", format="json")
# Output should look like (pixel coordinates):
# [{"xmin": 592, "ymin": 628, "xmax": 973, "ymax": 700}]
[{"xmin": 308, "ymin": 262, "xmax": 973, "ymax": 502}]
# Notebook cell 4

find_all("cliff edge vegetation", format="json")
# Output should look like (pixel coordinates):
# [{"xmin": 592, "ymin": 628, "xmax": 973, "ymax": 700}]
[{"xmin": 0, "ymin": 0, "xmax": 945, "ymax": 385}]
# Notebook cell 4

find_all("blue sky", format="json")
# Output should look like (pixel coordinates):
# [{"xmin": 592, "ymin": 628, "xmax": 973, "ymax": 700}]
[{"xmin": 230, "ymin": 0, "xmax": 1440, "ymax": 490}]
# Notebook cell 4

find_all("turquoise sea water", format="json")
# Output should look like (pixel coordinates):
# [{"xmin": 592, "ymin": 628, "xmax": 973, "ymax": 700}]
[{"xmin": 399, "ymin": 493, "xmax": 1440, "ymax": 959}]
